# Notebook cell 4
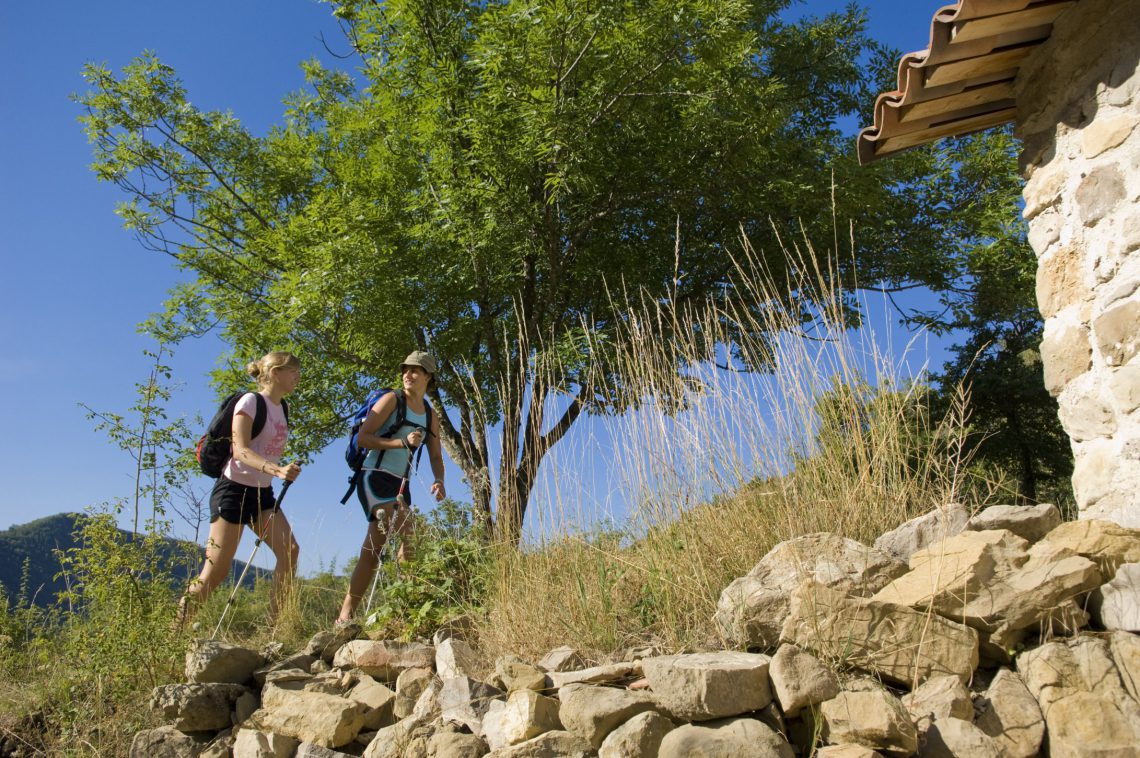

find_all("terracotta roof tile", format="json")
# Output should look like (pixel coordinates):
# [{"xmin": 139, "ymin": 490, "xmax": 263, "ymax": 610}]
[{"xmin": 857, "ymin": 0, "xmax": 1076, "ymax": 164}]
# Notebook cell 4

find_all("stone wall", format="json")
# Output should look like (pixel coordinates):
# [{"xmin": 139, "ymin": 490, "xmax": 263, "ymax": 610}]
[{"xmin": 1016, "ymin": 0, "xmax": 1140, "ymax": 527}]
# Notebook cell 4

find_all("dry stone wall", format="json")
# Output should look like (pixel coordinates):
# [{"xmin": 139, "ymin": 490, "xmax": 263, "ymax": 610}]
[
  {"xmin": 134, "ymin": 504, "xmax": 1140, "ymax": 757},
  {"xmin": 1016, "ymin": 0, "xmax": 1140, "ymax": 527}
]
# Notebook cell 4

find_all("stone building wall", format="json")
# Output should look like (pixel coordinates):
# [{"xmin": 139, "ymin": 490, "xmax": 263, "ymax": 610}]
[{"xmin": 1016, "ymin": 0, "xmax": 1140, "ymax": 527}]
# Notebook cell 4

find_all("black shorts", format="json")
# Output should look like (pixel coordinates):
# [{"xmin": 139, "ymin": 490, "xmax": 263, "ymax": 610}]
[
  {"xmin": 357, "ymin": 470, "xmax": 411, "ymax": 521},
  {"xmin": 210, "ymin": 476, "xmax": 278, "ymax": 525}
]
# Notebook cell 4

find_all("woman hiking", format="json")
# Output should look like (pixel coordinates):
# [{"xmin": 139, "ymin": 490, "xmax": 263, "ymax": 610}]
[
  {"xmin": 337, "ymin": 351, "xmax": 446, "ymax": 623},
  {"xmin": 178, "ymin": 351, "xmax": 302, "ymax": 626}
]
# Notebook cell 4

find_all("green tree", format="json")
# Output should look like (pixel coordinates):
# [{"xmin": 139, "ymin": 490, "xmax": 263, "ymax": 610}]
[
  {"xmin": 889, "ymin": 129, "xmax": 1074, "ymax": 506},
  {"xmin": 79, "ymin": 0, "xmax": 997, "ymax": 543}
]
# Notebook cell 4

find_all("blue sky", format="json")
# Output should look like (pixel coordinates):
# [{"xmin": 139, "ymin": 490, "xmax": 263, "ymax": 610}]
[{"xmin": 0, "ymin": 1, "xmax": 949, "ymax": 576}]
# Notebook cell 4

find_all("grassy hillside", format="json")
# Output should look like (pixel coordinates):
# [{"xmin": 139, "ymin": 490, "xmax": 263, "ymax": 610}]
[{"xmin": 0, "ymin": 513, "xmax": 268, "ymax": 609}]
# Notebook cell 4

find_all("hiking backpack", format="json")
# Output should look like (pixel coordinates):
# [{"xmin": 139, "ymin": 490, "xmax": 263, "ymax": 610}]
[
  {"xmin": 340, "ymin": 388, "xmax": 434, "ymax": 504},
  {"xmin": 195, "ymin": 391, "xmax": 289, "ymax": 478}
]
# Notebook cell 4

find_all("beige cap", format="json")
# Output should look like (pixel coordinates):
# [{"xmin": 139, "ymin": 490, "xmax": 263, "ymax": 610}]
[{"xmin": 400, "ymin": 350, "xmax": 438, "ymax": 375}]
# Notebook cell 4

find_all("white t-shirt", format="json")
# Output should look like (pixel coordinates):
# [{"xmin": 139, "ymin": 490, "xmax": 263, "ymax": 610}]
[{"xmin": 223, "ymin": 392, "xmax": 288, "ymax": 488}]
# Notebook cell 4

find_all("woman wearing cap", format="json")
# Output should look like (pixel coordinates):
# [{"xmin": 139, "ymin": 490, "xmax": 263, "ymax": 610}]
[{"xmin": 337, "ymin": 351, "xmax": 447, "ymax": 623}]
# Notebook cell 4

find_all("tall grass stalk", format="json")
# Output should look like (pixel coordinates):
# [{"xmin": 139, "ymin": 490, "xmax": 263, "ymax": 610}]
[{"xmin": 475, "ymin": 232, "xmax": 985, "ymax": 661}]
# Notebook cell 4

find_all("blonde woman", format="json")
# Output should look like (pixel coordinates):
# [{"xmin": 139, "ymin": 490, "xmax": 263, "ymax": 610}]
[
  {"xmin": 179, "ymin": 351, "xmax": 302, "ymax": 625},
  {"xmin": 337, "ymin": 351, "xmax": 446, "ymax": 623}
]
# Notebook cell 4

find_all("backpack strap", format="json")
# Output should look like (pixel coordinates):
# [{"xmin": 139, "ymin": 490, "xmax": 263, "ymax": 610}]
[{"xmin": 249, "ymin": 393, "xmax": 269, "ymax": 440}]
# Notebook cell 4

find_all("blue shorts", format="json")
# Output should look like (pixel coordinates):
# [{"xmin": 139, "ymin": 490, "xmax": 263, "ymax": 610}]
[{"xmin": 357, "ymin": 470, "xmax": 411, "ymax": 521}]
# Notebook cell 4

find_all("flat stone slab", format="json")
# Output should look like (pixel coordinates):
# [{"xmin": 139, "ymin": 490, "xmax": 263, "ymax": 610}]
[{"xmin": 642, "ymin": 652, "xmax": 772, "ymax": 722}]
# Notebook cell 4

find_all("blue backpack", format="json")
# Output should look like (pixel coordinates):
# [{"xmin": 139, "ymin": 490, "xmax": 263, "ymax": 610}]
[{"xmin": 340, "ymin": 388, "xmax": 434, "ymax": 504}]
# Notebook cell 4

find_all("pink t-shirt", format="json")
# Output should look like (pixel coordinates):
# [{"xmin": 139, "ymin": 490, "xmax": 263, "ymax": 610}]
[{"xmin": 223, "ymin": 392, "xmax": 289, "ymax": 488}]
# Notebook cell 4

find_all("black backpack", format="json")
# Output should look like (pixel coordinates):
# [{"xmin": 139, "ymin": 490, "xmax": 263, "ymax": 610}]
[
  {"xmin": 339, "ymin": 388, "xmax": 433, "ymax": 504},
  {"xmin": 195, "ymin": 391, "xmax": 289, "ymax": 478}
]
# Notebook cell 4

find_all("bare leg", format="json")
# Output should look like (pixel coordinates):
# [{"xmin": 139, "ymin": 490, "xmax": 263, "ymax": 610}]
[
  {"xmin": 178, "ymin": 518, "xmax": 243, "ymax": 625},
  {"xmin": 338, "ymin": 511, "xmax": 393, "ymax": 622},
  {"xmin": 391, "ymin": 504, "xmax": 417, "ymax": 562},
  {"xmin": 255, "ymin": 508, "xmax": 299, "ymax": 619}
]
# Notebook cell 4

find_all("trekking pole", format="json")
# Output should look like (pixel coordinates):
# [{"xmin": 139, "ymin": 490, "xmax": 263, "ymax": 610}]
[{"xmin": 211, "ymin": 479, "xmax": 292, "ymax": 640}]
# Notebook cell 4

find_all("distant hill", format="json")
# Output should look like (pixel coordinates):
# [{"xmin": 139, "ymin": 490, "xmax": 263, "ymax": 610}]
[{"xmin": 0, "ymin": 513, "xmax": 269, "ymax": 608}]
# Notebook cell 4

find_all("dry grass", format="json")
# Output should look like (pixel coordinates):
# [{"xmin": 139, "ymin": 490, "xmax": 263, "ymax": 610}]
[{"xmin": 473, "ymin": 232, "xmax": 990, "ymax": 662}]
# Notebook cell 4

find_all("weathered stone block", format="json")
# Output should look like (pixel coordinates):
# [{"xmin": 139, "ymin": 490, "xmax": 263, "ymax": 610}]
[
  {"xmin": 966, "ymin": 503, "xmax": 1061, "ymax": 543},
  {"xmin": 1081, "ymin": 114, "xmax": 1136, "ymax": 157},
  {"xmin": 150, "ymin": 682, "xmax": 249, "ymax": 733},
  {"xmin": 1038, "ymin": 246, "xmax": 1091, "ymax": 318},
  {"xmin": 975, "ymin": 669, "xmax": 1044, "ymax": 758},
  {"xmin": 1058, "ymin": 378, "xmax": 1117, "ymax": 440},
  {"xmin": 1090, "ymin": 562, "xmax": 1140, "ymax": 631},
  {"xmin": 820, "ymin": 690, "xmax": 917, "ymax": 757},
  {"xmin": 873, "ymin": 504, "xmax": 971, "ymax": 562},
  {"xmin": 1041, "ymin": 320, "xmax": 1092, "ymax": 395},
  {"xmin": 598, "ymin": 711, "xmax": 674, "ymax": 758},
  {"xmin": 1094, "ymin": 299, "xmax": 1140, "ymax": 366},
  {"xmin": 781, "ymin": 581, "xmax": 978, "ymax": 687},
  {"xmin": 1077, "ymin": 164, "xmax": 1126, "ymax": 226},
  {"xmin": 252, "ymin": 685, "xmax": 367, "ymax": 748},
  {"xmin": 481, "ymin": 689, "xmax": 562, "ymax": 751},
  {"xmin": 1108, "ymin": 363, "xmax": 1140, "ymax": 411},
  {"xmin": 332, "ymin": 640, "xmax": 434, "ymax": 682},
  {"xmin": 769, "ymin": 644, "xmax": 839, "ymax": 717},
  {"xmin": 558, "ymin": 683, "xmax": 658, "ymax": 748},
  {"xmin": 642, "ymin": 651, "xmax": 772, "ymax": 722},
  {"xmin": 186, "ymin": 639, "xmax": 265, "ymax": 685},
  {"xmin": 717, "ymin": 533, "xmax": 906, "ymax": 649},
  {"xmin": 658, "ymin": 718, "xmax": 792, "ymax": 758}
]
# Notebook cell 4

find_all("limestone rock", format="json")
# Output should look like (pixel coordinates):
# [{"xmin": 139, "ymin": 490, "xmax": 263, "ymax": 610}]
[
  {"xmin": 232, "ymin": 728, "xmax": 299, "ymax": 758},
  {"xmin": 1044, "ymin": 690, "xmax": 1140, "ymax": 758},
  {"xmin": 150, "ymin": 682, "xmax": 248, "ymax": 732},
  {"xmin": 716, "ymin": 533, "xmax": 906, "ymax": 649},
  {"xmin": 394, "ymin": 667, "xmax": 434, "ymax": 719},
  {"xmin": 548, "ymin": 660, "xmax": 641, "ymax": 688},
  {"xmin": 557, "ymin": 682, "xmax": 658, "ymax": 747},
  {"xmin": 484, "ymin": 729, "xmax": 593, "ymax": 757},
  {"xmin": 260, "ymin": 661, "xmax": 315, "ymax": 688},
  {"xmin": 643, "ymin": 651, "xmax": 772, "ymax": 722},
  {"xmin": 347, "ymin": 674, "xmax": 396, "ymax": 730},
  {"xmin": 966, "ymin": 503, "xmax": 1061, "ymax": 543},
  {"xmin": 1090, "ymin": 562, "xmax": 1140, "ymax": 631},
  {"xmin": 251, "ymin": 684, "xmax": 367, "ymax": 748},
  {"xmin": 974, "ymin": 669, "xmax": 1044, "ymax": 758},
  {"xmin": 815, "ymin": 746, "xmax": 882, "ymax": 758},
  {"xmin": 186, "ymin": 639, "xmax": 265, "ymax": 685},
  {"xmin": 820, "ymin": 689, "xmax": 918, "ymax": 757},
  {"xmin": 769, "ymin": 644, "xmax": 839, "ymax": 717},
  {"xmin": 305, "ymin": 622, "xmax": 361, "ymax": 664},
  {"xmin": 333, "ymin": 640, "xmax": 435, "ymax": 682},
  {"xmin": 199, "ymin": 731, "xmax": 235, "ymax": 758},
  {"xmin": 900, "ymin": 676, "xmax": 971, "ymax": 732},
  {"xmin": 129, "ymin": 725, "xmax": 211, "ymax": 758},
  {"xmin": 780, "ymin": 581, "xmax": 979, "ymax": 687},
  {"xmin": 436, "ymin": 637, "xmax": 480, "ymax": 680},
  {"xmin": 1041, "ymin": 519, "xmax": 1140, "ymax": 577},
  {"xmin": 411, "ymin": 674, "xmax": 442, "ymax": 722},
  {"xmin": 493, "ymin": 655, "xmax": 549, "ymax": 693},
  {"xmin": 426, "ymin": 731, "xmax": 487, "ymax": 757},
  {"xmin": 919, "ymin": 718, "xmax": 999, "ymax": 758},
  {"xmin": 960, "ymin": 542, "xmax": 1102, "ymax": 651},
  {"xmin": 1110, "ymin": 631, "xmax": 1140, "ymax": 704},
  {"xmin": 362, "ymin": 717, "xmax": 423, "ymax": 758},
  {"xmin": 1041, "ymin": 321, "xmax": 1092, "ymax": 395},
  {"xmin": 658, "ymin": 717, "xmax": 793, "ymax": 758},
  {"xmin": 1019, "ymin": 635, "xmax": 1133, "ymax": 712},
  {"xmin": 296, "ymin": 743, "xmax": 358, "ymax": 758},
  {"xmin": 597, "ymin": 711, "xmax": 674, "ymax": 758},
  {"xmin": 873, "ymin": 505, "xmax": 970, "ymax": 562},
  {"xmin": 481, "ymin": 689, "xmax": 562, "ymax": 750},
  {"xmin": 1095, "ymin": 299, "xmax": 1140, "ymax": 366},
  {"xmin": 536, "ymin": 646, "xmax": 584, "ymax": 673},
  {"xmin": 438, "ymin": 675, "xmax": 504, "ymax": 735},
  {"xmin": 871, "ymin": 530, "xmax": 1021, "ymax": 614}
]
